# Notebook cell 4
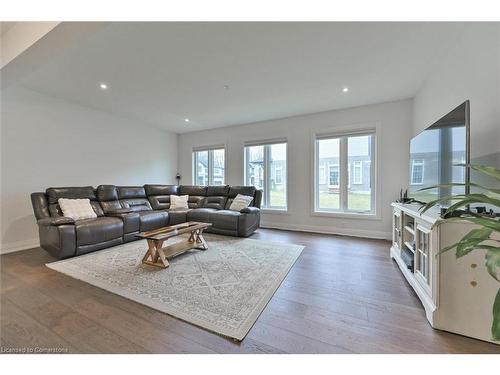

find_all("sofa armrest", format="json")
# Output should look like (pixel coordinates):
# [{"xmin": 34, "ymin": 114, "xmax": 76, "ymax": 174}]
[
  {"xmin": 240, "ymin": 207, "xmax": 260, "ymax": 214},
  {"xmin": 38, "ymin": 217, "xmax": 75, "ymax": 226}
]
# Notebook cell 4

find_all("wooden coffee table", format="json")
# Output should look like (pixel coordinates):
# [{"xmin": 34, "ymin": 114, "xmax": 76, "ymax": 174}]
[{"xmin": 136, "ymin": 221, "xmax": 212, "ymax": 268}]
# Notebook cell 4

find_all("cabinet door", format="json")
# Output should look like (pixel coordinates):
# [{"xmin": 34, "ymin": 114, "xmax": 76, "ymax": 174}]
[
  {"xmin": 415, "ymin": 224, "xmax": 432, "ymax": 294},
  {"xmin": 393, "ymin": 210, "xmax": 402, "ymax": 249}
]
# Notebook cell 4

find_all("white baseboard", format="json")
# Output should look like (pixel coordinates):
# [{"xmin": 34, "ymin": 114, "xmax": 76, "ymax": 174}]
[
  {"xmin": 260, "ymin": 222, "xmax": 391, "ymax": 240},
  {"xmin": 0, "ymin": 238, "xmax": 40, "ymax": 255}
]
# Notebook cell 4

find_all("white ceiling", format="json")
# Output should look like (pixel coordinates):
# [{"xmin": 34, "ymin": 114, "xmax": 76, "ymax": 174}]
[{"xmin": 8, "ymin": 22, "xmax": 468, "ymax": 133}]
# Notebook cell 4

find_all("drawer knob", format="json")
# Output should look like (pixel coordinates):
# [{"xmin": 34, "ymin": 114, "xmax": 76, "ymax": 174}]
[{"xmin": 470, "ymin": 281, "xmax": 478, "ymax": 287}]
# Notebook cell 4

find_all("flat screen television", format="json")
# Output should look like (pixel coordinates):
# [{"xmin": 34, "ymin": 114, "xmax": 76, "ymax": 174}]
[{"xmin": 408, "ymin": 101, "xmax": 470, "ymax": 205}]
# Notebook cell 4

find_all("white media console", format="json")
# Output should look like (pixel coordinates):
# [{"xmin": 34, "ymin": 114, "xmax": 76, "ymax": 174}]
[{"xmin": 391, "ymin": 202, "xmax": 499, "ymax": 345}]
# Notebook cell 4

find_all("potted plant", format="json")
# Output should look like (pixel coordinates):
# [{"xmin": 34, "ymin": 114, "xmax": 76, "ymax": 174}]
[{"xmin": 419, "ymin": 164, "xmax": 500, "ymax": 341}]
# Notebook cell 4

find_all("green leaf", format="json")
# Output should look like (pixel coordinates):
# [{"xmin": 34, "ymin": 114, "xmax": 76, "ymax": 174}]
[
  {"xmin": 420, "ymin": 195, "xmax": 467, "ymax": 214},
  {"xmin": 452, "ymin": 228, "xmax": 493, "ymax": 258},
  {"xmin": 485, "ymin": 248, "xmax": 500, "ymax": 282},
  {"xmin": 492, "ymin": 288, "xmax": 500, "ymax": 341},
  {"xmin": 443, "ymin": 194, "xmax": 500, "ymax": 216}
]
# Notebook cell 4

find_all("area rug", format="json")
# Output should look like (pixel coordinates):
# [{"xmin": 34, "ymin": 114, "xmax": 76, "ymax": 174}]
[{"xmin": 46, "ymin": 234, "xmax": 304, "ymax": 341}]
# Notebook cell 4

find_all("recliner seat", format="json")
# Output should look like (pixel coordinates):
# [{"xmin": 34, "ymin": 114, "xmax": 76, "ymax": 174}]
[{"xmin": 31, "ymin": 184, "xmax": 262, "ymax": 259}]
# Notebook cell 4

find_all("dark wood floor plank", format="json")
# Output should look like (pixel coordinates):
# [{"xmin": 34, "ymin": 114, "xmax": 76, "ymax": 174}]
[
  {"xmin": 0, "ymin": 299, "xmax": 77, "ymax": 353},
  {"xmin": 1, "ymin": 228, "xmax": 499, "ymax": 353}
]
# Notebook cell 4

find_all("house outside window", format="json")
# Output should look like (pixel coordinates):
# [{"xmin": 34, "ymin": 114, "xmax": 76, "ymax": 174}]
[
  {"xmin": 192, "ymin": 146, "xmax": 225, "ymax": 185},
  {"xmin": 411, "ymin": 159, "xmax": 424, "ymax": 185},
  {"xmin": 244, "ymin": 140, "xmax": 287, "ymax": 210},
  {"xmin": 328, "ymin": 164, "xmax": 339, "ymax": 187},
  {"xmin": 315, "ymin": 131, "xmax": 375, "ymax": 214}
]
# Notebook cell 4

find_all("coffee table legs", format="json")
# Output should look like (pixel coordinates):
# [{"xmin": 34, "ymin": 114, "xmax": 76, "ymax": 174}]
[
  {"xmin": 188, "ymin": 228, "xmax": 208, "ymax": 250},
  {"xmin": 142, "ymin": 229, "xmax": 208, "ymax": 269},
  {"xmin": 142, "ymin": 239, "xmax": 170, "ymax": 268}
]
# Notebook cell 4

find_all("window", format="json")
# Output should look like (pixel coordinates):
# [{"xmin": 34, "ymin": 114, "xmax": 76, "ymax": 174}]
[
  {"xmin": 352, "ymin": 161, "xmax": 363, "ymax": 184},
  {"xmin": 328, "ymin": 164, "xmax": 339, "ymax": 187},
  {"xmin": 192, "ymin": 146, "xmax": 225, "ymax": 185},
  {"xmin": 245, "ymin": 141, "xmax": 287, "ymax": 210},
  {"xmin": 315, "ymin": 132, "xmax": 375, "ymax": 214},
  {"xmin": 411, "ymin": 159, "xmax": 424, "ymax": 185}
]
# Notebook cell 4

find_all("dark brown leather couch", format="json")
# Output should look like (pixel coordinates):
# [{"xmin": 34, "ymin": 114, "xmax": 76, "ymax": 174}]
[{"xmin": 31, "ymin": 184, "xmax": 262, "ymax": 259}]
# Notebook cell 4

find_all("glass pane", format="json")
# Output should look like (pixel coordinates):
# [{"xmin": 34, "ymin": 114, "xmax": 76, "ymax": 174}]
[
  {"xmin": 347, "ymin": 135, "xmax": 372, "ymax": 212},
  {"xmin": 317, "ymin": 138, "xmax": 340, "ymax": 210},
  {"xmin": 212, "ymin": 149, "xmax": 225, "ymax": 185},
  {"xmin": 245, "ymin": 146, "xmax": 264, "ymax": 191},
  {"xmin": 269, "ymin": 143, "xmax": 287, "ymax": 209},
  {"xmin": 195, "ymin": 150, "xmax": 209, "ymax": 185}
]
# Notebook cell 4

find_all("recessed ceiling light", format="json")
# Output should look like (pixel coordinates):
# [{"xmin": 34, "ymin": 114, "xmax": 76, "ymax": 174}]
[
  {"xmin": 99, "ymin": 83, "xmax": 108, "ymax": 90},
  {"xmin": 184, "ymin": 118, "xmax": 190, "ymax": 123},
  {"xmin": 223, "ymin": 85, "xmax": 229, "ymax": 90},
  {"xmin": 343, "ymin": 87, "xmax": 349, "ymax": 92}
]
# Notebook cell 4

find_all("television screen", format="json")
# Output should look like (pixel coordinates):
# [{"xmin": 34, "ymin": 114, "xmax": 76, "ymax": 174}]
[{"xmin": 408, "ymin": 101, "xmax": 469, "ymax": 204}]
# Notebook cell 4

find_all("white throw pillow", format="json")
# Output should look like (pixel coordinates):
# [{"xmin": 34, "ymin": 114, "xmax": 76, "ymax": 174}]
[
  {"xmin": 229, "ymin": 194, "xmax": 254, "ymax": 211},
  {"xmin": 170, "ymin": 195, "xmax": 189, "ymax": 210},
  {"xmin": 58, "ymin": 198, "xmax": 97, "ymax": 220}
]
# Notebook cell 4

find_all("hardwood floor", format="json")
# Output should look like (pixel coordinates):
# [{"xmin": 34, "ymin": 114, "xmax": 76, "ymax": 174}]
[{"xmin": 1, "ymin": 228, "xmax": 499, "ymax": 354}]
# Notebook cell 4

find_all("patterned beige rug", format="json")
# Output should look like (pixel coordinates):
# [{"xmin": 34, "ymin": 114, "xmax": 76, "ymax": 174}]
[{"xmin": 46, "ymin": 234, "xmax": 304, "ymax": 341}]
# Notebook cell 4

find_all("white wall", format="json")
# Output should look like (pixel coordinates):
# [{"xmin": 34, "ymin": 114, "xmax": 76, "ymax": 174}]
[
  {"xmin": 0, "ymin": 87, "xmax": 178, "ymax": 253},
  {"xmin": 178, "ymin": 99, "xmax": 412, "ymax": 239},
  {"xmin": 413, "ymin": 23, "xmax": 500, "ymax": 167}
]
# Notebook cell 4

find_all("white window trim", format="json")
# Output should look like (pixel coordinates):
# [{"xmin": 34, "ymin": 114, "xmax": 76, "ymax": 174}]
[
  {"xmin": 411, "ymin": 159, "xmax": 424, "ymax": 185},
  {"xmin": 192, "ymin": 145, "xmax": 226, "ymax": 185},
  {"xmin": 244, "ymin": 140, "xmax": 288, "ymax": 211},
  {"xmin": 312, "ymin": 126, "xmax": 379, "ymax": 218},
  {"xmin": 353, "ymin": 160, "xmax": 363, "ymax": 185}
]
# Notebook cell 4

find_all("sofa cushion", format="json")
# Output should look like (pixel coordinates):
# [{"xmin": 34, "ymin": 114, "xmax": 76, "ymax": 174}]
[
  {"xmin": 186, "ymin": 208, "xmax": 217, "ymax": 223},
  {"xmin": 145, "ymin": 185, "xmax": 179, "ymax": 210},
  {"xmin": 121, "ymin": 199, "xmax": 152, "ymax": 212},
  {"xmin": 96, "ymin": 185, "xmax": 122, "ymax": 213},
  {"xmin": 179, "ymin": 185, "xmax": 207, "ymax": 196},
  {"xmin": 148, "ymin": 195, "xmax": 171, "ymax": 210},
  {"xmin": 228, "ymin": 194, "xmax": 253, "ymax": 211},
  {"xmin": 137, "ymin": 210, "xmax": 168, "ymax": 232},
  {"xmin": 166, "ymin": 209, "xmax": 189, "ymax": 225},
  {"xmin": 225, "ymin": 186, "xmax": 256, "ymax": 209},
  {"xmin": 46, "ymin": 186, "xmax": 97, "ymax": 204},
  {"xmin": 202, "ymin": 185, "xmax": 229, "ymax": 210},
  {"xmin": 117, "ymin": 186, "xmax": 147, "ymax": 199},
  {"xmin": 46, "ymin": 186, "xmax": 104, "ymax": 218},
  {"xmin": 209, "ymin": 210, "xmax": 240, "ymax": 231},
  {"xmin": 75, "ymin": 217, "xmax": 123, "ymax": 246},
  {"xmin": 58, "ymin": 198, "xmax": 97, "ymax": 220},
  {"xmin": 170, "ymin": 195, "xmax": 189, "ymax": 210},
  {"xmin": 206, "ymin": 185, "xmax": 230, "ymax": 196},
  {"xmin": 144, "ymin": 184, "xmax": 179, "ymax": 196},
  {"xmin": 97, "ymin": 185, "xmax": 118, "ymax": 201}
]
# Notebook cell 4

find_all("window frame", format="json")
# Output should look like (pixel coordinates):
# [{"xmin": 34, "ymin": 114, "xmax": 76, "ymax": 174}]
[
  {"xmin": 410, "ymin": 159, "xmax": 424, "ymax": 185},
  {"xmin": 192, "ymin": 145, "xmax": 226, "ymax": 186},
  {"xmin": 313, "ymin": 130, "xmax": 376, "ymax": 216},
  {"xmin": 244, "ymin": 139, "xmax": 288, "ymax": 212}
]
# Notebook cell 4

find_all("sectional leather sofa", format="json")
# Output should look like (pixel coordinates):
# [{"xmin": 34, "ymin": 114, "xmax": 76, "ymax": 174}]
[{"xmin": 31, "ymin": 184, "xmax": 262, "ymax": 259}]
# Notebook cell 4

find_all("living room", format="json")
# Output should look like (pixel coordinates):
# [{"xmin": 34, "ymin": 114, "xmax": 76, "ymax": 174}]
[{"xmin": 1, "ymin": 1, "xmax": 500, "ymax": 372}]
